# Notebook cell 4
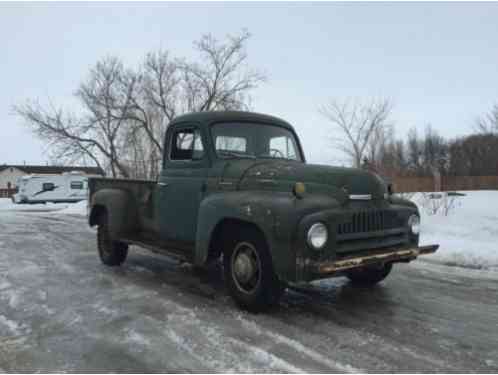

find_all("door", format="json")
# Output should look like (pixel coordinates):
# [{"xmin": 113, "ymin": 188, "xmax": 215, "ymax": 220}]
[{"xmin": 157, "ymin": 125, "xmax": 209, "ymax": 245}]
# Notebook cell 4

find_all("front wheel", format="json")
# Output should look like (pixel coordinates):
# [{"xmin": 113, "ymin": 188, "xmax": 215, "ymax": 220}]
[
  {"xmin": 97, "ymin": 212, "xmax": 128, "ymax": 266},
  {"xmin": 223, "ymin": 227, "xmax": 285, "ymax": 312},
  {"xmin": 346, "ymin": 263, "xmax": 392, "ymax": 286}
]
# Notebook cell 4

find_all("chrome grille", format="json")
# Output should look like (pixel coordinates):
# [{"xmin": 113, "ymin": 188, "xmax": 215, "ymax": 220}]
[{"xmin": 337, "ymin": 210, "xmax": 399, "ymax": 235}]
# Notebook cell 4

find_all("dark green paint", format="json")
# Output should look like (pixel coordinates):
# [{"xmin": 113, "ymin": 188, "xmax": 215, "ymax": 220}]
[{"xmin": 88, "ymin": 111, "xmax": 419, "ymax": 283}]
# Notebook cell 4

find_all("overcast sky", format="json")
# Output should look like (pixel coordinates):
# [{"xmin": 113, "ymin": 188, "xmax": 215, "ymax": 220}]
[{"xmin": 1, "ymin": 2, "xmax": 498, "ymax": 166}]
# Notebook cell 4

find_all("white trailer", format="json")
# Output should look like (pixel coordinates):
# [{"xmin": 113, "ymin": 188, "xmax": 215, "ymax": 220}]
[{"xmin": 12, "ymin": 172, "xmax": 93, "ymax": 204}]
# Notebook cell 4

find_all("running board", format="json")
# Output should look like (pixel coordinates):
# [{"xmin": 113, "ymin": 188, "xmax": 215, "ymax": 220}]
[
  {"xmin": 121, "ymin": 237, "xmax": 191, "ymax": 263},
  {"xmin": 316, "ymin": 244, "xmax": 439, "ymax": 275}
]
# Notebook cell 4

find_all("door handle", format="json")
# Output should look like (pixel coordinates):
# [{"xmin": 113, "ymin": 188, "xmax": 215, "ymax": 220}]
[{"xmin": 158, "ymin": 182, "xmax": 169, "ymax": 187}]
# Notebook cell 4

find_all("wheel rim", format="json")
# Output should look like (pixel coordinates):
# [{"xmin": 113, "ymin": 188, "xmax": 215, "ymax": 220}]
[{"xmin": 231, "ymin": 242, "xmax": 262, "ymax": 295}]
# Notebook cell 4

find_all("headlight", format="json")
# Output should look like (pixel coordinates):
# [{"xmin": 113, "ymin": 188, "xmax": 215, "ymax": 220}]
[
  {"xmin": 408, "ymin": 214, "xmax": 420, "ymax": 235},
  {"xmin": 307, "ymin": 223, "xmax": 328, "ymax": 249}
]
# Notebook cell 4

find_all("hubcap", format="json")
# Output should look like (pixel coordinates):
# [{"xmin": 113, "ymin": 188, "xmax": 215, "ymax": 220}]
[
  {"xmin": 234, "ymin": 252, "xmax": 255, "ymax": 283},
  {"xmin": 231, "ymin": 242, "xmax": 261, "ymax": 294}
]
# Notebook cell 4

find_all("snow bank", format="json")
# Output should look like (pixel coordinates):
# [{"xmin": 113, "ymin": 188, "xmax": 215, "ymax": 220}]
[
  {"xmin": 54, "ymin": 200, "xmax": 88, "ymax": 216},
  {"xmin": 0, "ymin": 198, "xmax": 68, "ymax": 212},
  {"xmin": 0, "ymin": 198, "xmax": 87, "ymax": 216},
  {"xmin": 410, "ymin": 191, "xmax": 498, "ymax": 271}
]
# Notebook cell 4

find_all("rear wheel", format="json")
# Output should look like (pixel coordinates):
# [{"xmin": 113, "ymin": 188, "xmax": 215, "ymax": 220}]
[
  {"xmin": 97, "ymin": 212, "xmax": 128, "ymax": 266},
  {"xmin": 346, "ymin": 263, "xmax": 392, "ymax": 286},
  {"xmin": 223, "ymin": 227, "xmax": 285, "ymax": 312}
]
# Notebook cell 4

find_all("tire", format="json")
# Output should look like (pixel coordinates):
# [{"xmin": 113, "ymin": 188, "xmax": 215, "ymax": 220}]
[
  {"xmin": 97, "ymin": 212, "xmax": 128, "ymax": 266},
  {"xmin": 223, "ymin": 226, "xmax": 285, "ymax": 313},
  {"xmin": 346, "ymin": 263, "xmax": 392, "ymax": 286}
]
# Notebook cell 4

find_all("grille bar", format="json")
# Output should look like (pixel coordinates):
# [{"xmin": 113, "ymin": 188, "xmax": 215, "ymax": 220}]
[{"xmin": 337, "ymin": 210, "xmax": 400, "ymax": 235}]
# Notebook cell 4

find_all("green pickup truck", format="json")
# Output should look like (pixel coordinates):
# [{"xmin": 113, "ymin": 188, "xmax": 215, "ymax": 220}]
[{"xmin": 88, "ymin": 111, "xmax": 438, "ymax": 311}]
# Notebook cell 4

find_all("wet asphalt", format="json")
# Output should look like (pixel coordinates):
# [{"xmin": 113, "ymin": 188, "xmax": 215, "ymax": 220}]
[{"xmin": 0, "ymin": 211, "xmax": 497, "ymax": 372}]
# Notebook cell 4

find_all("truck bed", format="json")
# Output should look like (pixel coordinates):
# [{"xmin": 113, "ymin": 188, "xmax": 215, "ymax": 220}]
[
  {"xmin": 88, "ymin": 176, "xmax": 157, "ymax": 233},
  {"xmin": 88, "ymin": 177, "xmax": 196, "ymax": 262}
]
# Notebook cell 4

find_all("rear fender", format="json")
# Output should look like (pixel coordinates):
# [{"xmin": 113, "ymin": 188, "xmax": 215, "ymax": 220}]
[{"xmin": 88, "ymin": 188, "xmax": 138, "ymax": 239}]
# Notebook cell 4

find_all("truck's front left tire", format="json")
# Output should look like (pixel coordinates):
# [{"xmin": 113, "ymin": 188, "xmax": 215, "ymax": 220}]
[
  {"xmin": 223, "ymin": 226, "xmax": 285, "ymax": 313},
  {"xmin": 97, "ymin": 212, "xmax": 128, "ymax": 266}
]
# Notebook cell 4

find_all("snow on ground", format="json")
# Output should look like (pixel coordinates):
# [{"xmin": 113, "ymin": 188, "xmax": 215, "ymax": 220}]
[
  {"xmin": 1, "ymin": 209, "xmax": 497, "ymax": 372},
  {"xmin": 55, "ymin": 200, "xmax": 88, "ymax": 215},
  {"xmin": 0, "ymin": 198, "xmax": 87, "ymax": 216},
  {"xmin": 1, "ymin": 193, "xmax": 498, "ymax": 371},
  {"xmin": 409, "ymin": 191, "xmax": 498, "ymax": 271}
]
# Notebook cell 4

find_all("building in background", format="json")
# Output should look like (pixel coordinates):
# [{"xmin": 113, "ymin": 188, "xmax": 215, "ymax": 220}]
[{"xmin": 0, "ymin": 165, "xmax": 104, "ymax": 198}]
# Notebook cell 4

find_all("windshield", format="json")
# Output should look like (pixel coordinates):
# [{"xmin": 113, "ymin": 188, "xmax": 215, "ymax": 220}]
[{"xmin": 211, "ymin": 122, "xmax": 303, "ymax": 161}]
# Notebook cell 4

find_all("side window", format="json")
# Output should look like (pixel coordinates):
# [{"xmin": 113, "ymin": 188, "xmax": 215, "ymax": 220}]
[
  {"xmin": 170, "ymin": 129, "xmax": 204, "ymax": 161},
  {"xmin": 269, "ymin": 136, "xmax": 298, "ymax": 160},
  {"xmin": 70, "ymin": 181, "xmax": 83, "ymax": 190},
  {"xmin": 42, "ymin": 182, "xmax": 55, "ymax": 191}
]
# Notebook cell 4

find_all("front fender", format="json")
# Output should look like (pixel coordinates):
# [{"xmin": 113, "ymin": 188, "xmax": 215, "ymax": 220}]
[
  {"xmin": 195, "ymin": 190, "xmax": 341, "ymax": 282},
  {"xmin": 89, "ymin": 188, "xmax": 138, "ymax": 240},
  {"xmin": 195, "ymin": 191, "xmax": 277, "ymax": 264}
]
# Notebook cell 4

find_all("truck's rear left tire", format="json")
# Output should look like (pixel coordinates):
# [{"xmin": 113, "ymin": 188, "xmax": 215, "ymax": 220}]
[
  {"xmin": 223, "ymin": 226, "xmax": 285, "ymax": 313},
  {"xmin": 97, "ymin": 212, "xmax": 128, "ymax": 266},
  {"xmin": 346, "ymin": 263, "xmax": 392, "ymax": 286}
]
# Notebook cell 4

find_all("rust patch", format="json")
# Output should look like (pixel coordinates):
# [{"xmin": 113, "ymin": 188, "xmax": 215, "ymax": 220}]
[{"xmin": 316, "ymin": 245, "xmax": 438, "ymax": 274}]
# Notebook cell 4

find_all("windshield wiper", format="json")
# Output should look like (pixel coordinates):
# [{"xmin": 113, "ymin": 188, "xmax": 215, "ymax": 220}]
[
  {"xmin": 217, "ymin": 150, "xmax": 256, "ymax": 159},
  {"xmin": 257, "ymin": 155, "xmax": 300, "ymax": 162}
]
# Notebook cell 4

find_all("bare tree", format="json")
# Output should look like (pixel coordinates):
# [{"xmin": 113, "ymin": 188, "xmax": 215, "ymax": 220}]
[
  {"xmin": 13, "ymin": 101, "xmax": 105, "ymax": 171},
  {"xmin": 319, "ymin": 97, "xmax": 393, "ymax": 168},
  {"xmin": 14, "ymin": 30, "xmax": 265, "ymax": 179},
  {"xmin": 365, "ymin": 122, "xmax": 394, "ymax": 172},
  {"xmin": 180, "ymin": 31, "xmax": 266, "ymax": 112},
  {"xmin": 475, "ymin": 104, "xmax": 498, "ymax": 134},
  {"xmin": 15, "ymin": 57, "xmax": 133, "ymax": 178},
  {"xmin": 121, "ymin": 31, "xmax": 266, "ymax": 178},
  {"xmin": 75, "ymin": 57, "xmax": 136, "ymax": 177},
  {"xmin": 406, "ymin": 127, "xmax": 424, "ymax": 176},
  {"xmin": 422, "ymin": 124, "xmax": 448, "ymax": 176},
  {"xmin": 448, "ymin": 133, "xmax": 498, "ymax": 176}
]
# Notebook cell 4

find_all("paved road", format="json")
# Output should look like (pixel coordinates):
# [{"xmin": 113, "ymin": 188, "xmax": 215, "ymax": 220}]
[{"xmin": 1, "ymin": 210, "xmax": 497, "ymax": 372}]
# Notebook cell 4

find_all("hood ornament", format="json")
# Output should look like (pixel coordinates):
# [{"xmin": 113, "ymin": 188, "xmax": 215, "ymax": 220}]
[
  {"xmin": 349, "ymin": 194, "xmax": 372, "ymax": 200},
  {"xmin": 342, "ymin": 186, "xmax": 371, "ymax": 200}
]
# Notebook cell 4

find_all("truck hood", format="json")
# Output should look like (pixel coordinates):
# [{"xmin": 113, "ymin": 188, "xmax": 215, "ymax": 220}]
[{"xmin": 220, "ymin": 159, "xmax": 387, "ymax": 200}]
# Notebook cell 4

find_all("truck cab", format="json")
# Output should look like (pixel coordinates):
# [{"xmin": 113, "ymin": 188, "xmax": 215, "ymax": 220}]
[{"xmin": 88, "ymin": 111, "xmax": 438, "ymax": 312}]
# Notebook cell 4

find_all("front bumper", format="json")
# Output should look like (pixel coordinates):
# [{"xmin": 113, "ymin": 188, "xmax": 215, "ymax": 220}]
[{"xmin": 298, "ymin": 244, "xmax": 439, "ymax": 281}]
